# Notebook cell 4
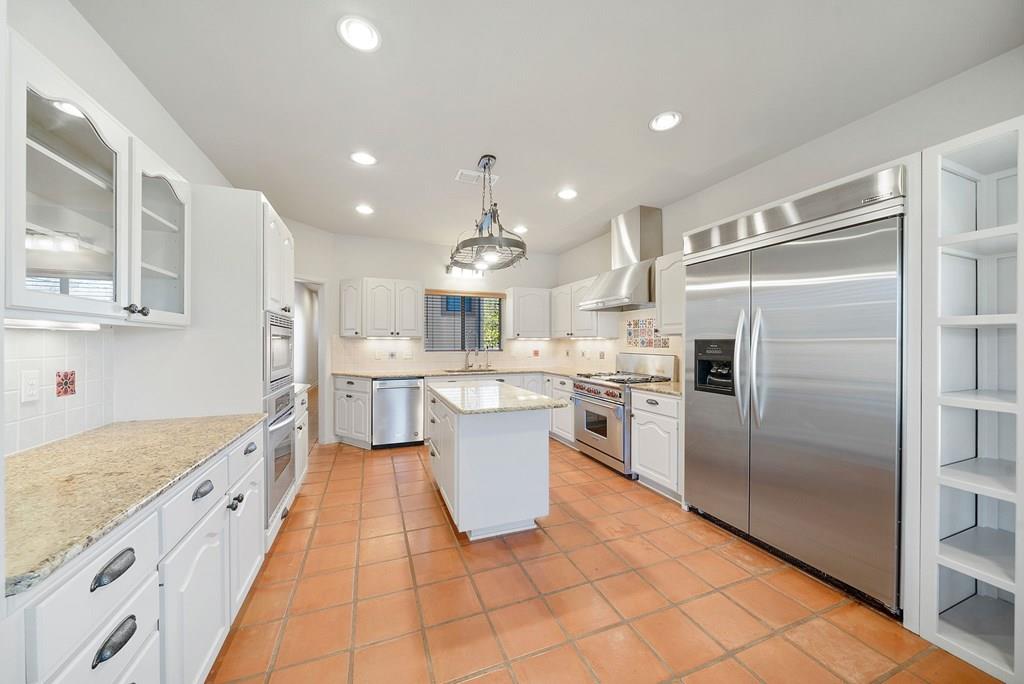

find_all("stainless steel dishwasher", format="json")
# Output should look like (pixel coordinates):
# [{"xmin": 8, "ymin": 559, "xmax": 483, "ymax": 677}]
[{"xmin": 371, "ymin": 378, "xmax": 424, "ymax": 447}]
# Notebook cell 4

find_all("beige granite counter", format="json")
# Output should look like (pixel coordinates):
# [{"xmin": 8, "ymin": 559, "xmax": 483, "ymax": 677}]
[
  {"xmin": 430, "ymin": 380, "xmax": 569, "ymax": 415},
  {"xmin": 333, "ymin": 366, "xmax": 581, "ymax": 379},
  {"xmin": 6, "ymin": 413, "xmax": 265, "ymax": 597},
  {"xmin": 630, "ymin": 381, "xmax": 683, "ymax": 397}
]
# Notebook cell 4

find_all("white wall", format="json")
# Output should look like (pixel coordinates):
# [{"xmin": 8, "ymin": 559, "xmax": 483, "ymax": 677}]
[
  {"xmin": 555, "ymin": 45, "xmax": 1024, "ymax": 278},
  {"xmin": 288, "ymin": 217, "xmax": 562, "ymax": 442},
  {"xmin": 662, "ymin": 45, "xmax": 1024, "ymax": 248},
  {"xmin": 8, "ymin": 0, "xmax": 228, "ymax": 186},
  {"xmin": 4, "ymin": 328, "xmax": 113, "ymax": 455},
  {"xmin": 293, "ymin": 282, "xmax": 319, "ymax": 387}
]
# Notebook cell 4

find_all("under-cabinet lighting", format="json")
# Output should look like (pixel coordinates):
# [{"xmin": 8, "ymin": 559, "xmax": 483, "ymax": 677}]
[
  {"xmin": 365, "ymin": 336, "xmax": 410, "ymax": 340},
  {"xmin": 4, "ymin": 318, "xmax": 100, "ymax": 331}
]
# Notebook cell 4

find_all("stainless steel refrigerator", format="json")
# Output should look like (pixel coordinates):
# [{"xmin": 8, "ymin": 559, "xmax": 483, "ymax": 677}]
[{"xmin": 683, "ymin": 168, "xmax": 904, "ymax": 610}]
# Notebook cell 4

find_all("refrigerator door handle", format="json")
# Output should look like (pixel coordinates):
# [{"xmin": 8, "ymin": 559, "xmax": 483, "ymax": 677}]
[
  {"xmin": 750, "ymin": 306, "xmax": 764, "ymax": 425},
  {"xmin": 734, "ymin": 309, "xmax": 747, "ymax": 424}
]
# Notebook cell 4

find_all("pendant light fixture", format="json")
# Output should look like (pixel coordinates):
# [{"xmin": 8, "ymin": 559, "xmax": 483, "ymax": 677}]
[{"xmin": 448, "ymin": 155, "xmax": 527, "ymax": 272}]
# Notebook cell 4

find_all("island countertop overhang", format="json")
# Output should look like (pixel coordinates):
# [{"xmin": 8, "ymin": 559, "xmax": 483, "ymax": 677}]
[{"xmin": 428, "ymin": 380, "xmax": 569, "ymax": 415}]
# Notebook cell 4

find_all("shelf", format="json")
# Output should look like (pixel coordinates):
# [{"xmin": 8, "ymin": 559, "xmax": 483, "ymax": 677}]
[
  {"xmin": 939, "ymin": 390, "xmax": 1017, "ymax": 414},
  {"xmin": 27, "ymin": 138, "xmax": 112, "ymax": 191},
  {"xmin": 27, "ymin": 139, "xmax": 115, "ymax": 224},
  {"xmin": 937, "ymin": 594, "xmax": 1014, "ymax": 677},
  {"xmin": 27, "ymin": 222, "xmax": 112, "ymax": 257},
  {"xmin": 939, "ymin": 459, "xmax": 1016, "ymax": 502},
  {"xmin": 938, "ymin": 527, "xmax": 1015, "ymax": 592},
  {"xmin": 938, "ymin": 314, "xmax": 1017, "ymax": 328},
  {"xmin": 141, "ymin": 262, "xmax": 179, "ymax": 280},
  {"xmin": 141, "ymin": 206, "xmax": 180, "ymax": 233},
  {"xmin": 940, "ymin": 224, "xmax": 1019, "ymax": 258}
]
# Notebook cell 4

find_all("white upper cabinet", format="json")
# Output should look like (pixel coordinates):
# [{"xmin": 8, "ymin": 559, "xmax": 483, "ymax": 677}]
[
  {"xmin": 353, "ymin": 277, "xmax": 423, "ymax": 338},
  {"xmin": 395, "ymin": 279, "xmax": 424, "ymax": 337},
  {"xmin": 550, "ymin": 277, "xmax": 617, "ymax": 338},
  {"xmin": 7, "ymin": 35, "xmax": 131, "ymax": 319},
  {"xmin": 262, "ymin": 203, "xmax": 293, "ymax": 316},
  {"xmin": 654, "ymin": 250, "xmax": 684, "ymax": 336},
  {"xmin": 129, "ymin": 139, "xmax": 190, "ymax": 325},
  {"xmin": 340, "ymin": 278, "xmax": 363, "ymax": 336},
  {"xmin": 551, "ymin": 285, "xmax": 573, "ymax": 337},
  {"xmin": 505, "ymin": 287, "xmax": 551, "ymax": 339},
  {"xmin": 363, "ymin": 278, "xmax": 396, "ymax": 336}
]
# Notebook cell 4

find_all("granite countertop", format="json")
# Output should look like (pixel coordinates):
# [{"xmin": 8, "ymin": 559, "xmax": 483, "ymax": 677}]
[
  {"xmin": 294, "ymin": 382, "xmax": 311, "ymax": 395},
  {"xmin": 630, "ymin": 381, "xmax": 683, "ymax": 397},
  {"xmin": 6, "ymin": 413, "xmax": 265, "ymax": 597},
  {"xmin": 430, "ymin": 380, "xmax": 569, "ymax": 415},
  {"xmin": 332, "ymin": 366, "xmax": 582, "ymax": 379}
]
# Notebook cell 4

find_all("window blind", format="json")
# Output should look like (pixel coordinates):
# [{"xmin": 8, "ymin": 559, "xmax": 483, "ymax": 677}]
[{"xmin": 424, "ymin": 294, "xmax": 502, "ymax": 352}]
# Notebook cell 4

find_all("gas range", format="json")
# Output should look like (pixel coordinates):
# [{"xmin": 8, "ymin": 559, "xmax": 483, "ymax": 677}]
[
  {"xmin": 573, "ymin": 372, "xmax": 671, "ymax": 404},
  {"xmin": 569, "ymin": 353, "xmax": 677, "ymax": 477}
]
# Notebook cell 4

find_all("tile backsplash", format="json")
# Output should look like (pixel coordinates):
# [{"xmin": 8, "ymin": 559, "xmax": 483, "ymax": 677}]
[{"xmin": 4, "ymin": 327, "xmax": 114, "ymax": 455}]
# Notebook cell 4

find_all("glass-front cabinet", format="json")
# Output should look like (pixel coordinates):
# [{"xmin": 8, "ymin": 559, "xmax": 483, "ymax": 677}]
[
  {"xmin": 130, "ymin": 140, "xmax": 190, "ymax": 324},
  {"xmin": 6, "ymin": 35, "xmax": 190, "ymax": 326},
  {"xmin": 7, "ymin": 34, "xmax": 130, "ymax": 318}
]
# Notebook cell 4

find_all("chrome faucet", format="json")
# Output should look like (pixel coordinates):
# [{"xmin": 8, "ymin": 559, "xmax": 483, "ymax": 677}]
[{"xmin": 464, "ymin": 348, "xmax": 477, "ymax": 370}]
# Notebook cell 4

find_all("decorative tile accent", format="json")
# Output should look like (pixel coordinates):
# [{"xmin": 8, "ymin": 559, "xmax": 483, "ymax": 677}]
[
  {"xmin": 56, "ymin": 370, "xmax": 76, "ymax": 397},
  {"xmin": 625, "ymin": 317, "xmax": 669, "ymax": 348}
]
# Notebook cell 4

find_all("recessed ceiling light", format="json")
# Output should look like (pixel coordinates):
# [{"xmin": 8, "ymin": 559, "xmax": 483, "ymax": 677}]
[
  {"xmin": 355, "ymin": 203, "xmax": 374, "ymax": 215},
  {"xmin": 337, "ymin": 16, "xmax": 381, "ymax": 52},
  {"xmin": 557, "ymin": 188, "xmax": 578, "ymax": 200},
  {"xmin": 350, "ymin": 151, "xmax": 377, "ymax": 166},
  {"xmin": 53, "ymin": 101, "xmax": 84, "ymax": 118},
  {"xmin": 649, "ymin": 111, "xmax": 682, "ymax": 132},
  {"xmin": 512, "ymin": 225, "xmax": 528, "ymax": 235}
]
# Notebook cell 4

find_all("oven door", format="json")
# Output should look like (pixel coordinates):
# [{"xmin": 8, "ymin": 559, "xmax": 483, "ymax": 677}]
[
  {"xmin": 573, "ymin": 394, "xmax": 624, "ymax": 463},
  {"xmin": 266, "ymin": 410, "xmax": 296, "ymax": 525},
  {"xmin": 266, "ymin": 322, "xmax": 294, "ymax": 388}
]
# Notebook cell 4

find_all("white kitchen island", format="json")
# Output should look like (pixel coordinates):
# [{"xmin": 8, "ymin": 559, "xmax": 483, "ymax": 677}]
[{"xmin": 425, "ymin": 380, "xmax": 568, "ymax": 540}]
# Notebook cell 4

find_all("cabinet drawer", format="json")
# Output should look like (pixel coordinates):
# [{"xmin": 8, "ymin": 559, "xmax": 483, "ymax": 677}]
[
  {"xmin": 334, "ymin": 376, "xmax": 370, "ymax": 393},
  {"xmin": 546, "ymin": 375, "xmax": 572, "ymax": 391},
  {"xmin": 27, "ymin": 513, "xmax": 159, "ymax": 683},
  {"xmin": 632, "ymin": 392, "xmax": 678, "ymax": 419},
  {"xmin": 160, "ymin": 456, "xmax": 229, "ymax": 554},
  {"xmin": 113, "ymin": 630, "xmax": 160, "ymax": 684},
  {"xmin": 49, "ymin": 573, "xmax": 159, "ymax": 684},
  {"xmin": 296, "ymin": 390, "xmax": 309, "ymax": 421},
  {"xmin": 227, "ymin": 426, "xmax": 264, "ymax": 485}
]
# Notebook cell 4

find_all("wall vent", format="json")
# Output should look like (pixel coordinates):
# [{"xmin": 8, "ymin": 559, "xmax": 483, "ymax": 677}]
[{"xmin": 454, "ymin": 169, "xmax": 499, "ymax": 185}]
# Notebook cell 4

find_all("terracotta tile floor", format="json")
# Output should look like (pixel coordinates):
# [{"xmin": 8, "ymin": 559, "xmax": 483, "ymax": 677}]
[{"xmin": 208, "ymin": 440, "xmax": 996, "ymax": 684}]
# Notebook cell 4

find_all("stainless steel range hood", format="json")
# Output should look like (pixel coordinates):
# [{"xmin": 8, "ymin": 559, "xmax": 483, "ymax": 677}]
[{"xmin": 578, "ymin": 206, "xmax": 663, "ymax": 311}]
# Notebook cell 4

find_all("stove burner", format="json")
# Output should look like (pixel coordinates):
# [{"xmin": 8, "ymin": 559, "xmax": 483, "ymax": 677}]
[{"xmin": 576, "ymin": 372, "xmax": 671, "ymax": 385}]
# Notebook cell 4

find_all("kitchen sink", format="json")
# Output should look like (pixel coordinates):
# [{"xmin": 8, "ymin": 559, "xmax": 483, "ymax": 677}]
[{"xmin": 443, "ymin": 369, "xmax": 494, "ymax": 373}]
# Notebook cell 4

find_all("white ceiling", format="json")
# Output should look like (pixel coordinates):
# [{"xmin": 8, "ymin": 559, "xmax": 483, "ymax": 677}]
[{"xmin": 71, "ymin": 0, "xmax": 1024, "ymax": 254}]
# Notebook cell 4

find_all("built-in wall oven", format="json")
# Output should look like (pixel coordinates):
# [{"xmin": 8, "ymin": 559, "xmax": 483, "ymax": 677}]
[
  {"xmin": 265, "ymin": 384, "xmax": 295, "ymax": 524},
  {"xmin": 265, "ymin": 312, "xmax": 294, "ymax": 394}
]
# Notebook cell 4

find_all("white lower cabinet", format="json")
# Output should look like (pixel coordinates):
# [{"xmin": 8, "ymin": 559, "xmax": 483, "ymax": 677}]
[
  {"xmin": 228, "ymin": 461, "xmax": 266, "ymax": 618},
  {"xmin": 550, "ymin": 385, "xmax": 574, "ymax": 443},
  {"xmin": 295, "ymin": 409, "xmax": 309, "ymax": 481},
  {"xmin": 160, "ymin": 502, "xmax": 231, "ymax": 684},
  {"xmin": 631, "ymin": 396, "xmax": 680, "ymax": 491},
  {"xmin": 522, "ymin": 373, "xmax": 544, "ymax": 395},
  {"xmin": 114, "ymin": 631, "xmax": 161, "ymax": 684},
  {"xmin": 335, "ymin": 388, "xmax": 370, "ymax": 445}
]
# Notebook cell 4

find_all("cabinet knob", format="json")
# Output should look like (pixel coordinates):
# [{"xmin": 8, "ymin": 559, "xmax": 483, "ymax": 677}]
[
  {"xmin": 345, "ymin": 394, "xmax": 353, "ymax": 398},
  {"xmin": 122, "ymin": 303, "xmax": 140, "ymax": 315},
  {"xmin": 282, "ymin": 306, "xmax": 291, "ymax": 313},
  {"xmin": 227, "ymin": 500, "xmax": 240, "ymax": 511},
  {"xmin": 355, "ymin": 331, "xmax": 360, "ymax": 335},
  {"xmin": 191, "ymin": 479, "xmax": 214, "ymax": 501},
  {"xmin": 244, "ymin": 442, "xmax": 258, "ymax": 455},
  {"xmin": 233, "ymin": 494, "xmax": 245, "ymax": 504},
  {"xmin": 516, "ymin": 333, "xmax": 520, "ymax": 337},
  {"xmin": 139, "ymin": 306, "xmax": 151, "ymax": 317}
]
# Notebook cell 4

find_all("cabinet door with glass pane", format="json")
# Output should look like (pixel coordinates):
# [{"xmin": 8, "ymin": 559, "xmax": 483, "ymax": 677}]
[
  {"xmin": 7, "ymin": 35, "xmax": 130, "ymax": 317},
  {"xmin": 130, "ymin": 139, "xmax": 190, "ymax": 325}
]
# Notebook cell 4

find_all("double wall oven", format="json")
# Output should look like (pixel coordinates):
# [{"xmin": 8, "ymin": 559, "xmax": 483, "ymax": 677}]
[{"xmin": 264, "ymin": 311, "xmax": 295, "ymax": 525}]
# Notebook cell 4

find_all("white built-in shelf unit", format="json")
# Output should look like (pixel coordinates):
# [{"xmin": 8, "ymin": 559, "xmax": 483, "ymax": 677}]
[{"xmin": 922, "ymin": 116, "xmax": 1022, "ymax": 681}]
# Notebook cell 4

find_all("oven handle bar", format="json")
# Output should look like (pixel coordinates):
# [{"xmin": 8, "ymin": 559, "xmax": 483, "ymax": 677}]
[{"xmin": 571, "ymin": 393, "xmax": 624, "ymax": 420}]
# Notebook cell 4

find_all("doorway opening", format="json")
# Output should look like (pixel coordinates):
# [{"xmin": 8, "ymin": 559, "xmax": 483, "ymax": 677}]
[{"xmin": 294, "ymin": 280, "xmax": 321, "ymax": 449}]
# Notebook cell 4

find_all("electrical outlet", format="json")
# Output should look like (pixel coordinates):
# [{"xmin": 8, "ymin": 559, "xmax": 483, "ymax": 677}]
[
  {"xmin": 532, "ymin": 349, "xmax": 540, "ymax": 358},
  {"xmin": 599, "ymin": 351, "xmax": 605, "ymax": 359},
  {"xmin": 580, "ymin": 350, "xmax": 586, "ymax": 358},
  {"xmin": 564, "ymin": 350, "xmax": 570, "ymax": 357},
  {"xmin": 20, "ymin": 370, "xmax": 39, "ymax": 403}
]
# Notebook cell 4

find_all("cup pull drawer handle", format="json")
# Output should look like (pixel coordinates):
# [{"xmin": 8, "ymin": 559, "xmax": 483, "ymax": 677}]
[
  {"xmin": 244, "ymin": 442, "xmax": 258, "ymax": 455},
  {"xmin": 90, "ymin": 547, "xmax": 136, "ymax": 592},
  {"xmin": 92, "ymin": 615, "xmax": 137, "ymax": 669},
  {"xmin": 646, "ymin": 399, "xmax": 659, "ymax": 406},
  {"xmin": 192, "ymin": 479, "xmax": 214, "ymax": 501}
]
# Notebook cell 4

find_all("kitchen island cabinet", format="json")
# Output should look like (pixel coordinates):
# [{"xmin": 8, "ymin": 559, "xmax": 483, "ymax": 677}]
[{"xmin": 425, "ymin": 381, "xmax": 567, "ymax": 540}]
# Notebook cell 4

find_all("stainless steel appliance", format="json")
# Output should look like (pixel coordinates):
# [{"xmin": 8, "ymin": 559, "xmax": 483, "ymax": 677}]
[
  {"xmin": 578, "ymin": 206, "xmax": 663, "ymax": 311},
  {"xmin": 572, "ymin": 353, "xmax": 676, "ymax": 476},
  {"xmin": 372, "ymin": 378, "xmax": 424, "ymax": 447},
  {"xmin": 265, "ymin": 312, "xmax": 294, "ymax": 394},
  {"xmin": 265, "ymin": 384, "xmax": 296, "ymax": 524},
  {"xmin": 683, "ymin": 166, "xmax": 905, "ymax": 611}
]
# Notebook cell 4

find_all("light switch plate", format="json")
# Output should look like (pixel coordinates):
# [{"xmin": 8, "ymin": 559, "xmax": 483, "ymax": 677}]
[
  {"xmin": 388, "ymin": 351, "xmax": 397, "ymax": 360},
  {"xmin": 599, "ymin": 351, "xmax": 605, "ymax": 359},
  {"xmin": 20, "ymin": 370, "xmax": 39, "ymax": 403}
]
